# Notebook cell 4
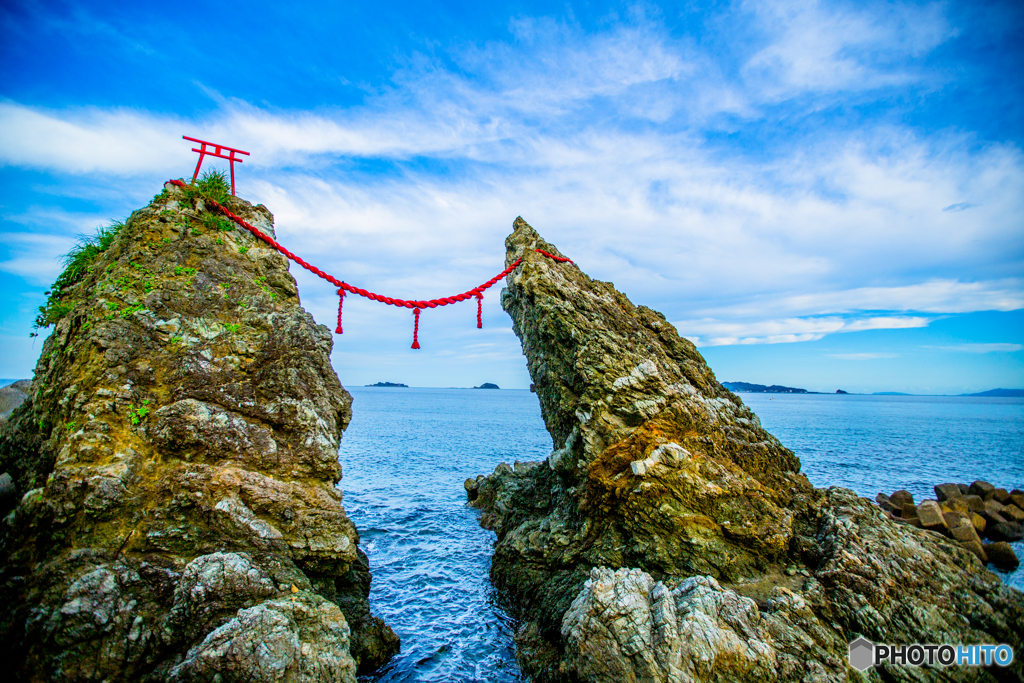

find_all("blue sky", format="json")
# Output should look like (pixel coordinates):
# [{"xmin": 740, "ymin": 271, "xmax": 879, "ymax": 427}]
[{"xmin": 1, "ymin": 0, "xmax": 1021, "ymax": 393}]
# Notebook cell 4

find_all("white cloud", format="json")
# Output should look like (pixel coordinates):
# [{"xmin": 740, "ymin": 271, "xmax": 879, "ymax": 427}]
[
  {"xmin": 678, "ymin": 315, "xmax": 930, "ymax": 347},
  {"xmin": 2, "ymin": 1, "xmax": 1020, "ymax": 360},
  {"xmin": 933, "ymin": 343, "xmax": 1024, "ymax": 354},
  {"xmin": 741, "ymin": 0, "xmax": 952, "ymax": 98}
]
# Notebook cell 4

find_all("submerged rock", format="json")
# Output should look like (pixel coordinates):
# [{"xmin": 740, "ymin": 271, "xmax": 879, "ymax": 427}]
[
  {"xmin": 0, "ymin": 182, "xmax": 397, "ymax": 681},
  {"xmin": 471, "ymin": 217, "xmax": 1024, "ymax": 682}
]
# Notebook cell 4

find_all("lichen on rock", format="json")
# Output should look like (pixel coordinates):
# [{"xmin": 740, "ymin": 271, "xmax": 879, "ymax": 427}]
[
  {"xmin": 471, "ymin": 217, "xmax": 1024, "ymax": 682},
  {"xmin": 0, "ymin": 182, "xmax": 398, "ymax": 681}
]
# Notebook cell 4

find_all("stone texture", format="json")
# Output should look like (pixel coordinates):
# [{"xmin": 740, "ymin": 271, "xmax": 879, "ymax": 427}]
[
  {"xmin": 987, "ymin": 522, "xmax": 1024, "ymax": 542},
  {"xmin": 0, "ymin": 183, "xmax": 397, "ymax": 681},
  {"xmin": 889, "ymin": 490, "xmax": 913, "ymax": 508},
  {"xmin": 0, "ymin": 380, "xmax": 31, "ymax": 422},
  {"xmin": 470, "ymin": 218, "xmax": 1024, "ymax": 683},
  {"xmin": 985, "ymin": 543, "xmax": 1020, "ymax": 570},
  {"xmin": 963, "ymin": 494, "xmax": 985, "ymax": 512},
  {"xmin": 1001, "ymin": 503, "xmax": 1024, "ymax": 522},
  {"xmin": 969, "ymin": 480, "xmax": 995, "ymax": 498},
  {"xmin": 916, "ymin": 500, "xmax": 947, "ymax": 531},
  {"xmin": 934, "ymin": 483, "xmax": 961, "ymax": 501}
]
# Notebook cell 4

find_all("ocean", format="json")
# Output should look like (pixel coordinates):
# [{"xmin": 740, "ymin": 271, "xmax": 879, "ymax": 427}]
[{"xmin": 338, "ymin": 388, "xmax": 1024, "ymax": 682}]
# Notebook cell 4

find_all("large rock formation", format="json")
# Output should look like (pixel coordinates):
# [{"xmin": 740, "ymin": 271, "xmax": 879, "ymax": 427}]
[
  {"xmin": 468, "ymin": 218, "xmax": 1024, "ymax": 682},
  {"xmin": 0, "ymin": 182, "xmax": 398, "ymax": 682}
]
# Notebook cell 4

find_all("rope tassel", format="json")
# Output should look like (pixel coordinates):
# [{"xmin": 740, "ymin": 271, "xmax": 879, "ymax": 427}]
[
  {"xmin": 162, "ymin": 181, "xmax": 574, "ymax": 349},
  {"xmin": 336, "ymin": 288, "xmax": 345, "ymax": 334},
  {"xmin": 411, "ymin": 308, "xmax": 421, "ymax": 349}
]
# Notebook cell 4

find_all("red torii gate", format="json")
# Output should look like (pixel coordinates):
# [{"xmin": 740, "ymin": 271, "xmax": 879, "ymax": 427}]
[{"xmin": 184, "ymin": 135, "xmax": 249, "ymax": 196}]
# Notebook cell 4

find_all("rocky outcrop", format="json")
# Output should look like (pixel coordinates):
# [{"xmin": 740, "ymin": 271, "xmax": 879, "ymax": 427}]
[
  {"xmin": 469, "ymin": 218, "xmax": 1024, "ymax": 682},
  {"xmin": 0, "ymin": 182, "xmax": 398, "ymax": 682},
  {"xmin": 0, "ymin": 380, "xmax": 31, "ymax": 421}
]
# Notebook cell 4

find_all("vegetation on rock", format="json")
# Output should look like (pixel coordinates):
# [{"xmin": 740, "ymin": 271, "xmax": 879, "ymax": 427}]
[{"xmin": 0, "ymin": 182, "xmax": 398, "ymax": 682}]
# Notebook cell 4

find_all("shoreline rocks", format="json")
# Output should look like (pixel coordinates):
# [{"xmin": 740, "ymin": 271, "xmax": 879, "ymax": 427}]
[
  {"xmin": 876, "ymin": 481, "xmax": 1023, "ymax": 569},
  {"xmin": 0, "ymin": 183, "xmax": 398, "ymax": 681},
  {"xmin": 469, "ymin": 217, "xmax": 1024, "ymax": 682}
]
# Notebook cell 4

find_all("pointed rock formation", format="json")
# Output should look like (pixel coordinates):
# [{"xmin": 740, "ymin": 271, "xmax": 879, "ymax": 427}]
[
  {"xmin": 470, "ymin": 217, "xmax": 1024, "ymax": 682},
  {"xmin": 0, "ymin": 182, "xmax": 398, "ymax": 682}
]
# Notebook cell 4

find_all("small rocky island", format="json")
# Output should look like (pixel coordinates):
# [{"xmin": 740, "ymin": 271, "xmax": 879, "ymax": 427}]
[
  {"xmin": 473, "ymin": 383, "xmax": 500, "ymax": 389},
  {"xmin": 466, "ymin": 218, "xmax": 1024, "ymax": 682},
  {"xmin": 365, "ymin": 382, "xmax": 408, "ymax": 387},
  {"xmin": 0, "ymin": 181, "xmax": 398, "ymax": 681}
]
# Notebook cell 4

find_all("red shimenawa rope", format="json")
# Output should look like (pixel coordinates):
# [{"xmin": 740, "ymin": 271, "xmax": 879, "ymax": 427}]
[
  {"xmin": 336, "ymin": 288, "xmax": 345, "ymax": 334},
  {"xmin": 167, "ymin": 179, "xmax": 574, "ymax": 347}
]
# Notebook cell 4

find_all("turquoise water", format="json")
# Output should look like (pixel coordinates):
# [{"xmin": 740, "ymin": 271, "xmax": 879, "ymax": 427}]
[{"xmin": 338, "ymin": 388, "xmax": 1024, "ymax": 681}]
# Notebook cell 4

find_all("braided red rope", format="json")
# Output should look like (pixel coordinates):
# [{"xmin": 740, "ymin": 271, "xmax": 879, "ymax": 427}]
[
  {"xmin": 336, "ymin": 288, "xmax": 345, "ymax": 334},
  {"xmin": 168, "ymin": 179, "xmax": 573, "ymax": 347}
]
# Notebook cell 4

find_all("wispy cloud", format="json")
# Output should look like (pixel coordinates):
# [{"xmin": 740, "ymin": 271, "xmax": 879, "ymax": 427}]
[
  {"xmin": 740, "ymin": 0, "xmax": 952, "ymax": 99},
  {"xmin": 0, "ymin": 0, "xmax": 1020, "ymax": 366},
  {"xmin": 679, "ymin": 315, "xmax": 930, "ymax": 347},
  {"xmin": 933, "ymin": 343, "xmax": 1024, "ymax": 353}
]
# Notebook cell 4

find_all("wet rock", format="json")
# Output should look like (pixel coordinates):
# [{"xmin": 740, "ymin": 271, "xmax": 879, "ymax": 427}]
[
  {"xmin": 1001, "ymin": 504, "xmax": 1024, "ymax": 523},
  {"xmin": 916, "ymin": 500, "xmax": 947, "ymax": 532},
  {"xmin": 950, "ymin": 523, "xmax": 987, "ymax": 563},
  {"xmin": 875, "ymin": 493, "xmax": 899, "ymax": 514},
  {"xmin": 987, "ymin": 522, "xmax": 1024, "ymax": 542},
  {"xmin": 0, "ymin": 183, "xmax": 397, "ymax": 681},
  {"xmin": 472, "ymin": 218, "xmax": 1024, "ymax": 683},
  {"xmin": 889, "ymin": 489, "xmax": 914, "ymax": 508},
  {"xmin": 963, "ymin": 494, "xmax": 985, "ymax": 512},
  {"xmin": 969, "ymin": 480, "xmax": 995, "ymax": 498},
  {"xmin": 956, "ymin": 483, "xmax": 969, "ymax": 495},
  {"xmin": 942, "ymin": 510, "xmax": 969, "ymax": 532},
  {"xmin": 981, "ymin": 499, "xmax": 1009, "ymax": 528},
  {"xmin": 1010, "ymin": 491, "xmax": 1024, "ymax": 509},
  {"xmin": 934, "ymin": 483, "xmax": 961, "ymax": 501},
  {"xmin": 985, "ymin": 542, "xmax": 1021, "ymax": 570},
  {"xmin": 939, "ymin": 498, "xmax": 969, "ymax": 514},
  {"xmin": 992, "ymin": 488, "xmax": 1011, "ymax": 504}
]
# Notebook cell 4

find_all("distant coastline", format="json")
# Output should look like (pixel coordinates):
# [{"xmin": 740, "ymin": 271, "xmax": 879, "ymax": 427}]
[
  {"xmin": 725, "ymin": 382, "xmax": 1024, "ymax": 397},
  {"xmin": 365, "ymin": 382, "xmax": 408, "ymax": 388}
]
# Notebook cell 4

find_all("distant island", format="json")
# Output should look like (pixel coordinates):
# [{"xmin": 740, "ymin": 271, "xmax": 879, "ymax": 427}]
[
  {"xmin": 724, "ymin": 384, "xmax": 1024, "ymax": 397},
  {"xmin": 365, "ymin": 382, "xmax": 408, "ymax": 388},
  {"xmin": 962, "ymin": 388, "xmax": 1024, "ymax": 397},
  {"xmin": 723, "ymin": 382, "xmax": 810, "ymax": 394},
  {"xmin": 473, "ymin": 383, "xmax": 500, "ymax": 389}
]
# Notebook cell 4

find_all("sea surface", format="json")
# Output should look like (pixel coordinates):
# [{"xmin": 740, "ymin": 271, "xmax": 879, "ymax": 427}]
[{"xmin": 338, "ymin": 388, "xmax": 1024, "ymax": 682}]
